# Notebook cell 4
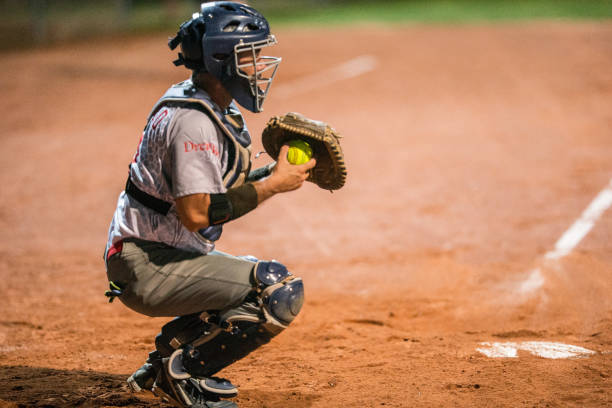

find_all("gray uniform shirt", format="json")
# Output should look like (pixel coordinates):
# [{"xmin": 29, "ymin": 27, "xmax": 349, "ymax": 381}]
[{"xmin": 106, "ymin": 104, "xmax": 230, "ymax": 255}]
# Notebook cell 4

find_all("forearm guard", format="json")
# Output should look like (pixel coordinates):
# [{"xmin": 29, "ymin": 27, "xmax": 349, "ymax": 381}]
[{"xmin": 208, "ymin": 183, "xmax": 258, "ymax": 225}]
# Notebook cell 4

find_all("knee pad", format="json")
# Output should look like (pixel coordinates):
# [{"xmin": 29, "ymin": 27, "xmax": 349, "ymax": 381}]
[{"xmin": 253, "ymin": 261, "xmax": 304, "ymax": 328}]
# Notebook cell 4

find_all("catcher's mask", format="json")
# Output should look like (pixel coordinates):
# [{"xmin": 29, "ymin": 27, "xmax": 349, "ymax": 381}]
[{"xmin": 168, "ymin": 1, "xmax": 281, "ymax": 113}]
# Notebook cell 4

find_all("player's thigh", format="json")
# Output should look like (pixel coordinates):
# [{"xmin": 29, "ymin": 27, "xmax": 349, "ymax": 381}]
[{"xmin": 108, "ymin": 239, "xmax": 255, "ymax": 317}]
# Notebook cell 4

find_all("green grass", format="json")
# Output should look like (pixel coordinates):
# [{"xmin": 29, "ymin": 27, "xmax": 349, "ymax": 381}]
[
  {"xmin": 1, "ymin": 0, "xmax": 610, "ymax": 50},
  {"xmin": 260, "ymin": 0, "xmax": 612, "ymax": 27}
]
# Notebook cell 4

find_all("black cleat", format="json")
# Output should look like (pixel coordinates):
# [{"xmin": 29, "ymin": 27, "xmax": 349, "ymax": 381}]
[
  {"xmin": 153, "ymin": 360, "xmax": 238, "ymax": 408},
  {"xmin": 127, "ymin": 362, "xmax": 158, "ymax": 392},
  {"xmin": 168, "ymin": 347, "xmax": 238, "ymax": 398}
]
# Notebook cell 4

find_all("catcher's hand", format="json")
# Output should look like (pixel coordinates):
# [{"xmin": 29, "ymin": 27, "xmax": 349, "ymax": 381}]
[{"xmin": 262, "ymin": 112, "xmax": 347, "ymax": 191}]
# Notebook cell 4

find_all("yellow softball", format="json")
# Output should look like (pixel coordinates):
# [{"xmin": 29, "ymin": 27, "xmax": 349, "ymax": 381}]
[{"xmin": 286, "ymin": 139, "xmax": 313, "ymax": 165}]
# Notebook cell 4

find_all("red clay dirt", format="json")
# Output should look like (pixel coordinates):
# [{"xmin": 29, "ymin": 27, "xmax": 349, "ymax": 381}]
[{"xmin": 1, "ymin": 22, "xmax": 611, "ymax": 407}]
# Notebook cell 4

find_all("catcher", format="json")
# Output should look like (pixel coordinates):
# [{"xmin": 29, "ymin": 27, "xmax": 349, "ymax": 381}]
[{"xmin": 103, "ymin": 2, "xmax": 345, "ymax": 408}]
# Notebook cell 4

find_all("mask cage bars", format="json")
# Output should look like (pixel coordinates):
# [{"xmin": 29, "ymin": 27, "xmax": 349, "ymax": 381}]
[{"xmin": 234, "ymin": 35, "xmax": 281, "ymax": 111}]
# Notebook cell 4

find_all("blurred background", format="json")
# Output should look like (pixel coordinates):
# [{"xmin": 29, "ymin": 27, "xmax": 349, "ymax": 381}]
[
  {"xmin": 1, "ymin": 0, "xmax": 611, "ymax": 50},
  {"xmin": 0, "ymin": 1, "xmax": 611, "ymax": 407}
]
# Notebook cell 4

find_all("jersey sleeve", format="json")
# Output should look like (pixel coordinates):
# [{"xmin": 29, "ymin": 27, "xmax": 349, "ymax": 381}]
[{"xmin": 169, "ymin": 108, "xmax": 227, "ymax": 198}]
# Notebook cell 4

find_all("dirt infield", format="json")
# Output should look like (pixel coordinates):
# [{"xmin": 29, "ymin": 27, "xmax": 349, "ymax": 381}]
[{"xmin": 1, "ymin": 21, "xmax": 611, "ymax": 407}]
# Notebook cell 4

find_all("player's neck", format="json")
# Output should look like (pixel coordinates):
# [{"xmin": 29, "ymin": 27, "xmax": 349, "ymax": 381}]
[{"xmin": 192, "ymin": 72, "xmax": 232, "ymax": 110}]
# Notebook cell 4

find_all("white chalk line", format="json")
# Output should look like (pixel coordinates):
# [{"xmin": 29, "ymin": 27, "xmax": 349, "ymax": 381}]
[
  {"xmin": 517, "ymin": 267, "xmax": 545, "ymax": 294},
  {"xmin": 273, "ymin": 55, "xmax": 378, "ymax": 99},
  {"xmin": 545, "ymin": 178, "xmax": 612, "ymax": 260},
  {"xmin": 477, "ymin": 341, "xmax": 596, "ymax": 359},
  {"xmin": 281, "ymin": 202, "xmax": 332, "ymax": 257},
  {"xmin": 519, "ymin": 177, "xmax": 612, "ymax": 294}
]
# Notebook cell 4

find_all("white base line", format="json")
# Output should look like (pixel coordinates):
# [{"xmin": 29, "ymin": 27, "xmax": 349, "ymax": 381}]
[
  {"xmin": 545, "ymin": 178, "xmax": 612, "ymax": 260},
  {"xmin": 273, "ymin": 55, "xmax": 378, "ymax": 99},
  {"xmin": 520, "ymin": 178, "xmax": 612, "ymax": 294},
  {"xmin": 518, "ymin": 267, "xmax": 545, "ymax": 294}
]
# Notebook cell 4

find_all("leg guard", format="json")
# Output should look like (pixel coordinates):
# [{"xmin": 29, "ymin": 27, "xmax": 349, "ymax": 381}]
[
  {"xmin": 184, "ymin": 321, "xmax": 282, "ymax": 378},
  {"xmin": 180, "ymin": 261, "xmax": 304, "ymax": 377},
  {"xmin": 155, "ymin": 260, "xmax": 304, "ymax": 380},
  {"xmin": 155, "ymin": 313, "xmax": 221, "ymax": 358}
]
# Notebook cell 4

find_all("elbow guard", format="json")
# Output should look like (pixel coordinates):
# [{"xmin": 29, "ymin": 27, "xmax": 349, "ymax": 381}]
[{"xmin": 208, "ymin": 183, "xmax": 258, "ymax": 225}]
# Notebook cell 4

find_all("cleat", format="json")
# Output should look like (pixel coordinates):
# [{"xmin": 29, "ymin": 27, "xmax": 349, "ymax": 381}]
[
  {"xmin": 168, "ymin": 348, "xmax": 238, "ymax": 398},
  {"xmin": 153, "ymin": 359, "xmax": 238, "ymax": 407},
  {"xmin": 127, "ymin": 362, "xmax": 158, "ymax": 393}
]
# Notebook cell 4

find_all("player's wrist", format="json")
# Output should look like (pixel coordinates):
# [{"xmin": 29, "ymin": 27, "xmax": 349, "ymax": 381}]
[{"xmin": 254, "ymin": 176, "xmax": 280, "ymax": 202}]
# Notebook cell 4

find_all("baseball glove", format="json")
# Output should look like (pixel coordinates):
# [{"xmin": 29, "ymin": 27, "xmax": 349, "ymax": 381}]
[{"xmin": 262, "ymin": 112, "xmax": 347, "ymax": 191}]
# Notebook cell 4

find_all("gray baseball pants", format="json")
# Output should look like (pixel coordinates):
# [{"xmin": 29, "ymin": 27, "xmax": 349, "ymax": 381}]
[{"xmin": 105, "ymin": 238, "xmax": 256, "ymax": 317}]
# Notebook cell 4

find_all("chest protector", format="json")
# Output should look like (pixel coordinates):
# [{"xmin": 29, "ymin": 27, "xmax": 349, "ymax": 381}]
[
  {"xmin": 130, "ymin": 80, "xmax": 252, "ymax": 243},
  {"xmin": 147, "ymin": 80, "xmax": 252, "ymax": 189}
]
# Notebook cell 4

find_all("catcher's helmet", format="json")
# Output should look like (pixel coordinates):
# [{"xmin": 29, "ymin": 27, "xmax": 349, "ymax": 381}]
[{"xmin": 168, "ymin": 2, "xmax": 281, "ymax": 112}]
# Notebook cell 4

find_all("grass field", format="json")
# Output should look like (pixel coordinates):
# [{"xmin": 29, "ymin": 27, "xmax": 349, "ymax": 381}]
[
  {"xmin": 264, "ymin": 0, "xmax": 612, "ymax": 26},
  {"xmin": 1, "ymin": 0, "xmax": 611, "ymax": 50}
]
